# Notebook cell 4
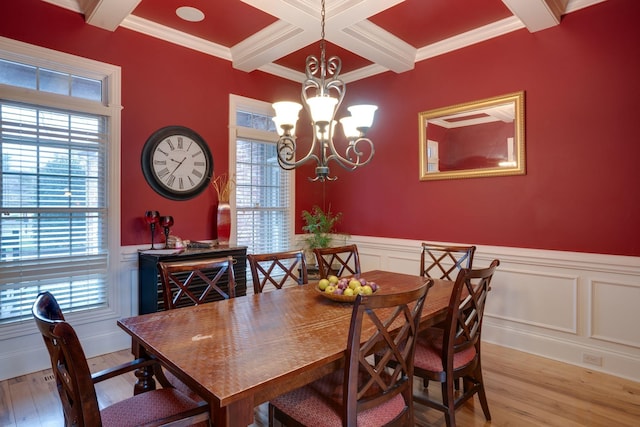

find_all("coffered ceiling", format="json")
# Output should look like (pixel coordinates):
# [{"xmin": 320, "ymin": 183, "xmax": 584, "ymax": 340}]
[{"xmin": 44, "ymin": 0, "xmax": 605, "ymax": 82}]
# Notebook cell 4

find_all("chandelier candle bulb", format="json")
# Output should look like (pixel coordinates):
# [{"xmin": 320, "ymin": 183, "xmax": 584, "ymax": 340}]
[
  {"xmin": 307, "ymin": 96, "xmax": 338, "ymax": 123},
  {"xmin": 339, "ymin": 116, "xmax": 359, "ymax": 139},
  {"xmin": 272, "ymin": 101, "xmax": 302, "ymax": 130},
  {"xmin": 348, "ymin": 105, "xmax": 378, "ymax": 129}
]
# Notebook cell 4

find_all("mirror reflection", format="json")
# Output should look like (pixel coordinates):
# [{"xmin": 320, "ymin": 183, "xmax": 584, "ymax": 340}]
[{"xmin": 419, "ymin": 91, "xmax": 525, "ymax": 180}]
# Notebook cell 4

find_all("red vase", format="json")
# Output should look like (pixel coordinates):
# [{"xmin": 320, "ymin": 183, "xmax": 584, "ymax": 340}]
[{"xmin": 216, "ymin": 202, "xmax": 231, "ymax": 245}]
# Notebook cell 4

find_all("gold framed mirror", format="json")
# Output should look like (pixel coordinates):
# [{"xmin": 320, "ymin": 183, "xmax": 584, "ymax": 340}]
[{"xmin": 419, "ymin": 91, "xmax": 525, "ymax": 180}]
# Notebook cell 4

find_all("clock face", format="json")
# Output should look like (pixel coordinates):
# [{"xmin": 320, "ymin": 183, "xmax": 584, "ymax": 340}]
[{"xmin": 141, "ymin": 126, "xmax": 213, "ymax": 200}]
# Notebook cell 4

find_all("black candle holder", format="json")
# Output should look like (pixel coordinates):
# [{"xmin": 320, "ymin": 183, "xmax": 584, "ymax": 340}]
[
  {"xmin": 144, "ymin": 210, "xmax": 160, "ymax": 249},
  {"xmin": 160, "ymin": 215, "xmax": 174, "ymax": 249}
]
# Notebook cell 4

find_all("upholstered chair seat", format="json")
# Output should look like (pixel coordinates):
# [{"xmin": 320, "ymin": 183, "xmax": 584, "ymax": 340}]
[
  {"xmin": 100, "ymin": 388, "xmax": 207, "ymax": 427},
  {"xmin": 269, "ymin": 369, "xmax": 407, "ymax": 427}
]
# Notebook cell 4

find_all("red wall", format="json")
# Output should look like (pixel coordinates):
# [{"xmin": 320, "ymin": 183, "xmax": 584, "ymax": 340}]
[
  {"xmin": 314, "ymin": 0, "xmax": 640, "ymax": 257},
  {"xmin": 0, "ymin": 0, "xmax": 302, "ymax": 246},
  {"xmin": 2, "ymin": 0, "xmax": 639, "ymax": 256}
]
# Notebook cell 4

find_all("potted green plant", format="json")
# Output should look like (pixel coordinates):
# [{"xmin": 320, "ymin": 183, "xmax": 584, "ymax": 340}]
[{"xmin": 301, "ymin": 205, "xmax": 347, "ymax": 266}]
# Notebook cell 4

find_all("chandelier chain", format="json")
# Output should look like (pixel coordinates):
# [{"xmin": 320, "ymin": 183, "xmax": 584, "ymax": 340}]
[{"xmin": 320, "ymin": 0, "xmax": 326, "ymax": 66}]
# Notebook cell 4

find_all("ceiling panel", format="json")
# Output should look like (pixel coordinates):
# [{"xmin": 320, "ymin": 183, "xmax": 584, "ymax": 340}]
[
  {"xmin": 369, "ymin": 0, "xmax": 513, "ymax": 47},
  {"xmin": 132, "ymin": 0, "xmax": 278, "ymax": 47}
]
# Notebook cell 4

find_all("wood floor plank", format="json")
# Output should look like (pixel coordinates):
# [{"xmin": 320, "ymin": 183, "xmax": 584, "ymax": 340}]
[
  {"xmin": 7, "ymin": 376, "xmax": 41, "ymax": 426},
  {"xmin": 3, "ymin": 343, "xmax": 639, "ymax": 426},
  {"xmin": 27, "ymin": 371, "xmax": 61, "ymax": 426},
  {"xmin": 0, "ymin": 379, "xmax": 16, "ymax": 427}
]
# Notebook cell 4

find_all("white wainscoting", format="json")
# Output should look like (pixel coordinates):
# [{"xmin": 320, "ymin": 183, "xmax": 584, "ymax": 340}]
[
  {"xmin": 3, "ymin": 240, "xmax": 638, "ymax": 383},
  {"xmin": 336, "ymin": 235, "xmax": 640, "ymax": 382}
]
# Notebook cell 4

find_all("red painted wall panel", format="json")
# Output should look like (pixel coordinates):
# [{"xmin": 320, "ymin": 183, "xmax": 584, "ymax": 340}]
[
  {"xmin": 2, "ymin": 0, "xmax": 639, "ymax": 256},
  {"xmin": 321, "ymin": 0, "xmax": 640, "ymax": 256},
  {"xmin": 0, "ymin": 0, "xmax": 302, "ymax": 247}
]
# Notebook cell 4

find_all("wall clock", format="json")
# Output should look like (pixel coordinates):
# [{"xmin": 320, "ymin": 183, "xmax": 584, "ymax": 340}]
[{"xmin": 141, "ymin": 126, "xmax": 213, "ymax": 200}]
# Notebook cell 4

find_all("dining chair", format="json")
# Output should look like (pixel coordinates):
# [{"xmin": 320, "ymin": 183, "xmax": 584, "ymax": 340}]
[
  {"xmin": 32, "ymin": 291, "xmax": 210, "ymax": 427},
  {"xmin": 269, "ymin": 279, "xmax": 433, "ymax": 427},
  {"xmin": 419, "ymin": 242, "xmax": 477, "ymax": 391},
  {"xmin": 158, "ymin": 256, "xmax": 236, "ymax": 309},
  {"xmin": 248, "ymin": 249, "xmax": 308, "ymax": 294},
  {"xmin": 412, "ymin": 259, "xmax": 500, "ymax": 427},
  {"xmin": 314, "ymin": 244, "xmax": 361, "ymax": 278},
  {"xmin": 420, "ymin": 242, "xmax": 476, "ymax": 280}
]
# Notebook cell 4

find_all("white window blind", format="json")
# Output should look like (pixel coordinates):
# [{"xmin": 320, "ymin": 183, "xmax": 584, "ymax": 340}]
[
  {"xmin": 234, "ymin": 105, "xmax": 293, "ymax": 255},
  {"xmin": 0, "ymin": 101, "xmax": 108, "ymax": 323},
  {"xmin": 236, "ymin": 138, "xmax": 291, "ymax": 253}
]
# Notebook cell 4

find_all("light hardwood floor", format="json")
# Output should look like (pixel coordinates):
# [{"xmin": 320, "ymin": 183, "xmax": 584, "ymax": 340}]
[{"xmin": 1, "ymin": 343, "xmax": 638, "ymax": 426}]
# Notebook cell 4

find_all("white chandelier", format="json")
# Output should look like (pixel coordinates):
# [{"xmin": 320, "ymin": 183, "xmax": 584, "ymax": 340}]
[{"xmin": 272, "ymin": 0, "xmax": 377, "ymax": 182}]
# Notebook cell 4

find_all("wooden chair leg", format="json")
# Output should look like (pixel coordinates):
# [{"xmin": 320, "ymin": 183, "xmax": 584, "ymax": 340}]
[
  {"xmin": 268, "ymin": 403, "xmax": 275, "ymax": 427},
  {"xmin": 441, "ymin": 379, "xmax": 456, "ymax": 427},
  {"xmin": 475, "ymin": 366, "xmax": 491, "ymax": 421}
]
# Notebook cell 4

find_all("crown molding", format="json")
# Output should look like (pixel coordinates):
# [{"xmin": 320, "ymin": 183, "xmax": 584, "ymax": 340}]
[
  {"xmin": 416, "ymin": 16, "xmax": 525, "ymax": 63},
  {"xmin": 120, "ymin": 15, "xmax": 231, "ymax": 60}
]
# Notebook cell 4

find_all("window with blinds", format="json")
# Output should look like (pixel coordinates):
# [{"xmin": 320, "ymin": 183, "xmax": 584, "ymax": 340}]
[
  {"xmin": 0, "ymin": 54, "xmax": 111, "ymax": 324},
  {"xmin": 234, "ymin": 104, "xmax": 293, "ymax": 256}
]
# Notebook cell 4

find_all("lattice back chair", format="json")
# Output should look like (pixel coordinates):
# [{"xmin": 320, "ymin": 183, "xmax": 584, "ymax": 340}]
[
  {"xmin": 269, "ymin": 280, "xmax": 433, "ymax": 427},
  {"xmin": 420, "ymin": 242, "xmax": 476, "ymax": 390},
  {"xmin": 412, "ymin": 260, "xmax": 500, "ymax": 427},
  {"xmin": 420, "ymin": 243, "xmax": 476, "ymax": 280},
  {"xmin": 32, "ymin": 292, "xmax": 209, "ymax": 427},
  {"xmin": 248, "ymin": 249, "xmax": 308, "ymax": 294},
  {"xmin": 314, "ymin": 244, "xmax": 361, "ymax": 278},
  {"xmin": 158, "ymin": 256, "xmax": 236, "ymax": 310}
]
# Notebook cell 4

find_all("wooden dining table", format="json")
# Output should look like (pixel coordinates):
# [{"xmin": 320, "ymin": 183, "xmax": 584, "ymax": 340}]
[{"xmin": 117, "ymin": 270, "xmax": 454, "ymax": 427}]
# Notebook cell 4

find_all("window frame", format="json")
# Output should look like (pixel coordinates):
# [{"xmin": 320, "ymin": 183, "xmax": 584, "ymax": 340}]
[
  {"xmin": 228, "ymin": 94, "xmax": 295, "ymax": 252},
  {"xmin": 0, "ymin": 36, "xmax": 122, "ymax": 339}
]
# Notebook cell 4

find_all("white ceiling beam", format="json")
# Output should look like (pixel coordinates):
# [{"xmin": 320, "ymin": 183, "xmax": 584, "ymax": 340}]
[
  {"xmin": 235, "ymin": 0, "xmax": 408, "ymax": 72},
  {"xmin": 336, "ymin": 21, "xmax": 415, "ymax": 73},
  {"xmin": 501, "ymin": 0, "xmax": 568, "ymax": 32},
  {"xmin": 234, "ymin": 0, "xmax": 321, "ymax": 72},
  {"xmin": 231, "ymin": 21, "xmax": 315, "ymax": 72},
  {"xmin": 81, "ymin": 0, "xmax": 142, "ymax": 31},
  {"xmin": 325, "ymin": 0, "xmax": 414, "ymax": 72}
]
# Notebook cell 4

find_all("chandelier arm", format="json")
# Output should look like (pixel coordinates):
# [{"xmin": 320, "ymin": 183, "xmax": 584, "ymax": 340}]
[
  {"xmin": 276, "ymin": 134, "xmax": 321, "ymax": 170},
  {"xmin": 346, "ymin": 137, "xmax": 375, "ymax": 166},
  {"xmin": 324, "ymin": 137, "xmax": 375, "ymax": 171}
]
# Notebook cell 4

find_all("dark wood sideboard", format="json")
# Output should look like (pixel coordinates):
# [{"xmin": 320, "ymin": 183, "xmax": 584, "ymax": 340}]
[{"xmin": 138, "ymin": 246, "xmax": 247, "ymax": 314}]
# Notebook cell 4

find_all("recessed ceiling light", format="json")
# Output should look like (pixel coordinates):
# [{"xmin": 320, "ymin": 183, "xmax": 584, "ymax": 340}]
[{"xmin": 176, "ymin": 6, "xmax": 205, "ymax": 22}]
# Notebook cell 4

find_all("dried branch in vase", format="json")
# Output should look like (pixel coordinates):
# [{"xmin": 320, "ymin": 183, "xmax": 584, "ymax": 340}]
[{"xmin": 211, "ymin": 173, "xmax": 235, "ymax": 203}]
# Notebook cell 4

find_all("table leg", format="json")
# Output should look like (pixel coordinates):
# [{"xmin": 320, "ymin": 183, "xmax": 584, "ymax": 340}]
[
  {"xmin": 214, "ymin": 397, "xmax": 253, "ymax": 427},
  {"xmin": 130, "ymin": 341, "xmax": 156, "ymax": 395}
]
